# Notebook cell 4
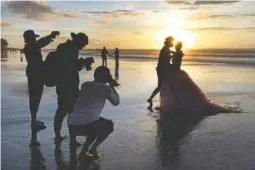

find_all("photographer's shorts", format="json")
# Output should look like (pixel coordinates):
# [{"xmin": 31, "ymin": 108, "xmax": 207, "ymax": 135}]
[{"xmin": 68, "ymin": 117, "xmax": 114, "ymax": 137}]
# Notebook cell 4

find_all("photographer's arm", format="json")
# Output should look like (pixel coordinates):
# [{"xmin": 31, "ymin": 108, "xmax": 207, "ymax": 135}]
[
  {"xmin": 36, "ymin": 31, "xmax": 60, "ymax": 49},
  {"xmin": 36, "ymin": 35, "xmax": 53, "ymax": 49},
  {"xmin": 106, "ymin": 86, "xmax": 120, "ymax": 106}
]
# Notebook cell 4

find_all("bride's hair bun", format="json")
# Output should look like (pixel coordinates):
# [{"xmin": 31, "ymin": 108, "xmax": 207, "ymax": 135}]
[{"xmin": 175, "ymin": 41, "xmax": 183, "ymax": 49}]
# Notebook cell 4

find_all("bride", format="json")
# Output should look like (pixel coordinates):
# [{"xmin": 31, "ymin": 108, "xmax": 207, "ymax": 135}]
[{"xmin": 159, "ymin": 41, "xmax": 240, "ymax": 115}]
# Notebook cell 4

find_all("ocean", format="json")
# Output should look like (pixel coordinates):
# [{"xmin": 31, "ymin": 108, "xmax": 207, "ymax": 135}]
[
  {"xmin": 42, "ymin": 48, "xmax": 255, "ymax": 66},
  {"xmin": 1, "ymin": 48, "xmax": 255, "ymax": 170}
]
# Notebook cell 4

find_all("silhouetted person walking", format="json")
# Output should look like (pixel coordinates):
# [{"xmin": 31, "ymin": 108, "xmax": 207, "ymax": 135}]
[
  {"xmin": 23, "ymin": 30, "xmax": 59, "ymax": 132},
  {"xmin": 101, "ymin": 47, "xmax": 110, "ymax": 66},
  {"xmin": 112, "ymin": 47, "xmax": 119, "ymax": 70},
  {"xmin": 147, "ymin": 36, "xmax": 175, "ymax": 111},
  {"xmin": 54, "ymin": 32, "xmax": 89, "ymax": 142}
]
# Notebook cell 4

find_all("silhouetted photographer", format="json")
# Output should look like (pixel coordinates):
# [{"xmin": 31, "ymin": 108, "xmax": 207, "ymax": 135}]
[
  {"xmin": 23, "ymin": 30, "xmax": 59, "ymax": 132},
  {"xmin": 50, "ymin": 32, "xmax": 93, "ymax": 142}
]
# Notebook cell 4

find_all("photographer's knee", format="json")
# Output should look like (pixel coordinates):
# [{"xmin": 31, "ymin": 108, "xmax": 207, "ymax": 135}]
[
  {"xmin": 102, "ymin": 120, "xmax": 114, "ymax": 136},
  {"xmin": 108, "ymin": 120, "xmax": 114, "ymax": 133}
]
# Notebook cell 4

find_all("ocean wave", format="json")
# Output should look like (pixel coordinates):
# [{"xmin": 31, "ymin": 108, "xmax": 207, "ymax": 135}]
[{"xmin": 41, "ymin": 49, "xmax": 255, "ymax": 67}]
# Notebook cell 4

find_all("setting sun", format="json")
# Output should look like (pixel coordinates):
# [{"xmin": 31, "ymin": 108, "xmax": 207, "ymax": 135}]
[{"xmin": 156, "ymin": 29, "xmax": 196, "ymax": 49}]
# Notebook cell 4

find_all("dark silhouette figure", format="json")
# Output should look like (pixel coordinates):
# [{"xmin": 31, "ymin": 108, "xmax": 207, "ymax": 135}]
[
  {"xmin": 54, "ymin": 32, "xmax": 89, "ymax": 142},
  {"xmin": 112, "ymin": 47, "xmax": 119, "ymax": 70},
  {"xmin": 68, "ymin": 66, "xmax": 119, "ymax": 160},
  {"xmin": 147, "ymin": 36, "xmax": 175, "ymax": 111},
  {"xmin": 101, "ymin": 47, "xmax": 110, "ymax": 66},
  {"xmin": 23, "ymin": 30, "xmax": 59, "ymax": 132}
]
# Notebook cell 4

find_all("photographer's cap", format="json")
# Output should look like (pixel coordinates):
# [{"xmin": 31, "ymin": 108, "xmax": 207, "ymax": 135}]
[
  {"xmin": 23, "ymin": 30, "xmax": 40, "ymax": 40},
  {"xmin": 71, "ymin": 32, "xmax": 88, "ymax": 46}
]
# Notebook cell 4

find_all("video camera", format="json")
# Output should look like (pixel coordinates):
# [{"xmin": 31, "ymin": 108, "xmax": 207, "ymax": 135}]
[{"xmin": 78, "ymin": 57, "xmax": 95, "ymax": 71}]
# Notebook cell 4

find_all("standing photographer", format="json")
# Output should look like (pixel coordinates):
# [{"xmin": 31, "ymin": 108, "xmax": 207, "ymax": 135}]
[
  {"xmin": 54, "ymin": 32, "xmax": 89, "ymax": 142},
  {"xmin": 68, "ymin": 66, "xmax": 120, "ymax": 160},
  {"xmin": 23, "ymin": 30, "xmax": 59, "ymax": 132}
]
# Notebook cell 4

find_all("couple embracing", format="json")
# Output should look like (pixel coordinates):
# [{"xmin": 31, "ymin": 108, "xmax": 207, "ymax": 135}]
[{"xmin": 147, "ymin": 36, "xmax": 240, "ymax": 115}]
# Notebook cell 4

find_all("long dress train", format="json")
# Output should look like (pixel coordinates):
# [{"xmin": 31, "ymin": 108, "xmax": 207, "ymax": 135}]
[{"xmin": 160, "ymin": 69, "xmax": 239, "ymax": 115}]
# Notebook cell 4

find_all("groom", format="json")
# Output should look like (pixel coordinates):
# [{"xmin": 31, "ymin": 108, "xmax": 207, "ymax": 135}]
[{"xmin": 147, "ymin": 36, "xmax": 175, "ymax": 111}]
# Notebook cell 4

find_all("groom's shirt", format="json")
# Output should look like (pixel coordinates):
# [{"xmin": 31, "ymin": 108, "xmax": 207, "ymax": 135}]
[{"xmin": 157, "ymin": 46, "xmax": 171, "ymax": 71}]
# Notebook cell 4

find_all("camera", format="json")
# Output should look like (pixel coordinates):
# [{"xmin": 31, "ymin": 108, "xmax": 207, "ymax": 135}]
[
  {"xmin": 51, "ymin": 31, "xmax": 60, "ymax": 39},
  {"xmin": 108, "ymin": 75, "xmax": 120, "ymax": 87},
  {"xmin": 78, "ymin": 57, "xmax": 95, "ymax": 71}
]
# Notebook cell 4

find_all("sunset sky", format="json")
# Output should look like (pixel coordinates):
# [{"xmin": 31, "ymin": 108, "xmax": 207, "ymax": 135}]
[{"xmin": 1, "ymin": 0, "xmax": 255, "ymax": 49}]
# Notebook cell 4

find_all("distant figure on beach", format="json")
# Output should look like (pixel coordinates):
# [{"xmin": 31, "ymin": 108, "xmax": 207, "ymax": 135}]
[
  {"xmin": 68, "ymin": 66, "xmax": 120, "ymax": 160},
  {"xmin": 147, "ymin": 36, "xmax": 175, "ymax": 111},
  {"xmin": 53, "ymin": 32, "xmax": 89, "ymax": 142},
  {"xmin": 159, "ymin": 40, "xmax": 240, "ymax": 114},
  {"xmin": 101, "ymin": 47, "xmax": 111, "ymax": 66},
  {"xmin": 23, "ymin": 30, "xmax": 59, "ymax": 132},
  {"xmin": 112, "ymin": 47, "xmax": 120, "ymax": 69}
]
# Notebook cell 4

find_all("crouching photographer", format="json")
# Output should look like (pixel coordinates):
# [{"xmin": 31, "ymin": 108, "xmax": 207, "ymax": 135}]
[{"xmin": 68, "ymin": 66, "xmax": 120, "ymax": 160}]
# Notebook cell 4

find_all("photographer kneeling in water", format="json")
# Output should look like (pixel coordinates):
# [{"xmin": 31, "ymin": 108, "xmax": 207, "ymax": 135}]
[{"xmin": 68, "ymin": 66, "xmax": 120, "ymax": 160}]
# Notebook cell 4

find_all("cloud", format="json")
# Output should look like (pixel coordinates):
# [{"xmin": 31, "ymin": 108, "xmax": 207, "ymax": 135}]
[
  {"xmin": 178, "ymin": 6, "xmax": 198, "ymax": 10},
  {"xmin": 188, "ymin": 13, "xmax": 234, "ymax": 20},
  {"xmin": 243, "ymin": 13, "xmax": 255, "ymax": 17},
  {"xmin": 132, "ymin": 31, "xmax": 142, "ymax": 35},
  {"xmin": 188, "ymin": 12, "xmax": 255, "ymax": 21},
  {"xmin": 193, "ymin": 0, "xmax": 240, "ymax": 5},
  {"xmin": 1, "ymin": 21, "xmax": 12, "ymax": 27},
  {"xmin": 4, "ymin": 1, "xmax": 143, "ymax": 20},
  {"xmin": 187, "ymin": 26, "xmax": 255, "ymax": 32},
  {"xmin": 151, "ymin": 10, "xmax": 161, "ymax": 13},
  {"xmin": 84, "ymin": 10, "xmax": 143, "ymax": 18},
  {"xmin": 4, "ymin": 1, "xmax": 82, "ymax": 21},
  {"xmin": 57, "ymin": 11, "xmax": 83, "ymax": 18},
  {"xmin": 165, "ymin": 0, "xmax": 240, "ymax": 5},
  {"xmin": 94, "ymin": 20, "xmax": 109, "ymax": 25}
]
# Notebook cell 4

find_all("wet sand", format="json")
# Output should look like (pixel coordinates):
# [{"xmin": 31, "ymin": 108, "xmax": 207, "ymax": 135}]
[{"xmin": 2, "ymin": 53, "xmax": 255, "ymax": 170}]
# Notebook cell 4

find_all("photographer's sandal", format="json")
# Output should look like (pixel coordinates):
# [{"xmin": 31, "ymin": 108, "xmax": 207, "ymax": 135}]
[
  {"xmin": 88, "ymin": 151, "xmax": 100, "ymax": 159},
  {"xmin": 79, "ymin": 152, "xmax": 97, "ymax": 161}
]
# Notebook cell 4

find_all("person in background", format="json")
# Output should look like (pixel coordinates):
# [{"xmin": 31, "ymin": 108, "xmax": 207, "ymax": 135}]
[
  {"xmin": 23, "ymin": 30, "xmax": 59, "ymax": 132},
  {"xmin": 68, "ymin": 66, "xmax": 120, "ymax": 160},
  {"xmin": 53, "ymin": 32, "xmax": 89, "ymax": 142},
  {"xmin": 112, "ymin": 47, "xmax": 120, "ymax": 70},
  {"xmin": 101, "ymin": 47, "xmax": 111, "ymax": 66},
  {"xmin": 147, "ymin": 36, "xmax": 175, "ymax": 111}
]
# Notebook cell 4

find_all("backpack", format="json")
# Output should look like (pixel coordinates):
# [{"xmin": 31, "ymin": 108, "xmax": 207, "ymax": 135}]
[{"xmin": 43, "ymin": 51, "xmax": 61, "ymax": 87}]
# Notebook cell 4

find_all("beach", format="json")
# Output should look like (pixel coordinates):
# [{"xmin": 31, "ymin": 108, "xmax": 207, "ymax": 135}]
[{"xmin": 2, "ymin": 50, "xmax": 255, "ymax": 170}]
